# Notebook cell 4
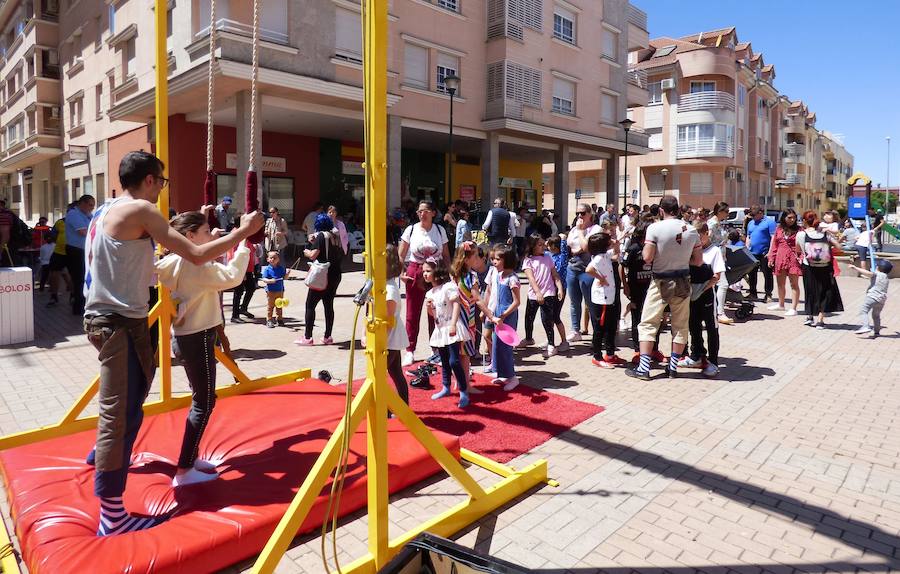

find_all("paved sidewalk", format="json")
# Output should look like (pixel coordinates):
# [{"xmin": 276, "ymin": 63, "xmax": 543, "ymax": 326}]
[{"xmin": 1, "ymin": 271, "xmax": 899, "ymax": 573}]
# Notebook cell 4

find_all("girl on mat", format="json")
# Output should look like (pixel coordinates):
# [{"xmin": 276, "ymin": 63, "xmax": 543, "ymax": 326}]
[
  {"xmin": 450, "ymin": 241, "xmax": 492, "ymax": 393},
  {"xmin": 423, "ymin": 259, "xmax": 471, "ymax": 408},
  {"xmin": 521, "ymin": 233, "xmax": 566, "ymax": 358},
  {"xmin": 489, "ymin": 244, "xmax": 521, "ymax": 391},
  {"xmin": 155, "ymin": 209, "xmax": 251, "ymax": 486}
]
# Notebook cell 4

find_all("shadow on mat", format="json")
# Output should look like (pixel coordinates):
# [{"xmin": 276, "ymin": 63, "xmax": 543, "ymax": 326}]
[{"xmin": 229, "ymin": 348, "xmax": 288, "ymax": 360}]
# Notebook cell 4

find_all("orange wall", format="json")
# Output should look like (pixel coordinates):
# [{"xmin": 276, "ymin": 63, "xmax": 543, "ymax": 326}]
[{"xmin": 107, "ymin": 126, "xmax": 153, "ymax": 197}]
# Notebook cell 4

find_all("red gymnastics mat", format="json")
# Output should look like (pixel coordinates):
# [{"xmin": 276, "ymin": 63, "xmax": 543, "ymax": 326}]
[
  {"xmin": 0, "ymin": 379, "xmax": 459, "ymax": 574},
  {"xmin": 388, "ymin": 365, "xmax": 604, "ymax": 464}
]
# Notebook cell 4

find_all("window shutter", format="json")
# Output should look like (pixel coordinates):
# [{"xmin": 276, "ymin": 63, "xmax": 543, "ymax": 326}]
[
  {"xmin": 487, "ymin": 61, "xmax": 504, "ymax": 102},
  {"xmin": 437, "ymin": 52, "xmax": 458, "ymax": 72},
  {"xmin": 404, "ymin": 44, "xmax": 428, "ymax": 88},
  {"xmin": 601, "ymin": 93, "xmax": 616, "ymax": 124},
  {"xmin": 691, "ymin": 172, "xmax": 713, "ymax": 194},
  {"xmin": 553, "ymin": 77, "xmax": 573, "ymax": 101},
  {"xmin": 335, "ymin": 8, "xmax": 362, "ymax": 61},
  {"xmin": 602, "ymin": 29, "xmax": 617, "ymax": 59}
]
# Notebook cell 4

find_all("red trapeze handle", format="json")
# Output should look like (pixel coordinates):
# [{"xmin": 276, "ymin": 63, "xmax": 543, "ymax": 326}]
[
  {"xmin": 245, "ymin": 170, "xmax": 265, "ymax": 243},
  {"xmin": 204, "ymin": 170, "xmax": 219, "ymax": 230}
]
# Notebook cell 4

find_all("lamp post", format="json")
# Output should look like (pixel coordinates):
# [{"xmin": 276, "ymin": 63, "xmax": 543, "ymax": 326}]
[
  {"xmin": 619, "ymin": 118, "xmax": 635, "ymax": 212},
  {"xmin": 444, "ymin": 74, "xmax": 460, "ymax": 208},
  {"xmin": 660, "ymin": 167, "xmax": 669, "ymax": 197},
  {"xmin": 887, "ymin": 136, "xmax": 892, "ymax": 214}
]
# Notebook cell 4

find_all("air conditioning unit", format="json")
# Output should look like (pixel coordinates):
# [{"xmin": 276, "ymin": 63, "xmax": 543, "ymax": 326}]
[
  {"xmin": 764, "ymin": 160, "xmax": 772, "ymax": 168},
  {"xmin": 48, "ymin": 50, "xmax": 59, "ymax": 65},
  {"xmin": 725, "ymin": 167, "xmax": 736, "ymax": 180},
  {"xmin": 736, "ymin": 172, "xmax": 744, "ymax": 182},
  {"xmin": 660, "ymin": 78, "xmax": 675, "ymax": 90},
  {"xmin": 50, "ymin": 106, "xmax": 60, "ymax": 118}
]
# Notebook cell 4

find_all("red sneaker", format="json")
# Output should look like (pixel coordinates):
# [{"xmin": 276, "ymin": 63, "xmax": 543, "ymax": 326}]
[
  {"xmin": 651, "ymin": 350, "xmax": 666, "ymax": 362},
  {"xmin": 591, "ymin": 358, "xmax": 614, "ymax": 369},
  {"xmin": 630, "ymin": 352, "xmax": 641, "ymax": 364},
  {"xmin": 603, "ymin": 354, "xmax": 627, "ymax": 366}
]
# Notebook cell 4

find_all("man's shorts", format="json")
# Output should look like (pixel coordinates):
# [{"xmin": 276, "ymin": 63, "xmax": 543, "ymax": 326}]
[{"xmin": 49, "ymin": 252, "xmax": 67, "ymax": 271}]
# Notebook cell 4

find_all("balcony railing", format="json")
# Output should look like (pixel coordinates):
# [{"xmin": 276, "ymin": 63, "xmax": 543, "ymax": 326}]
[
  {"xmin": 627, "ymin": 4, "xmax": 647, "ymax": 30},
  {"xmin": 782, "ymin": 173, "xmax": 804, "ymax": 185},
  {"xmin": 627, "ymin": 68, "xmax": 647, "ymax": 89},
  {"xmin": 678, "ymin": 91, "xmax": 735, "ymax": 112},
  {"xmin": 676, "ymin": 137, "xmax": 734, "ymax": 159},
  {"xmin": 783, "ymin": 143, "xmax": 805, "ymax": 160},
  {"xmin": 196, "ymin": 18, "xmax": 288, "ymax": 45}
]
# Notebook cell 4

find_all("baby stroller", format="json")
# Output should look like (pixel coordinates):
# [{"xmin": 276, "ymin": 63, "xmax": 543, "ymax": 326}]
[{"xmin": 724, "ymin": 244, "xmax": 758, "ymax": 320}]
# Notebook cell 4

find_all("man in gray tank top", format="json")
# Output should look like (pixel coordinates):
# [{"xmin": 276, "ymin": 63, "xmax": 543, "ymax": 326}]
[{"xmin": 83, "ymin": 151, "xmax": 263, "ymax": 536}]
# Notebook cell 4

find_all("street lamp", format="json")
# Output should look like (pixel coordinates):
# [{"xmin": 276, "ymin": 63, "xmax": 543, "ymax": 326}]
[
  {"xmin": 619, "ymin": 118, "xmax": 635, "ymax": 212},
  {"xmin": 887, "ymin": 136, "xmax": 892, "ymax": 214},
  {"xmin": 444, "ymin": 74, "xmax": 460, "ymax": 208},
  {"xmin": 660, "ymin": 167, "xmax": 669, "ymax": 195}
]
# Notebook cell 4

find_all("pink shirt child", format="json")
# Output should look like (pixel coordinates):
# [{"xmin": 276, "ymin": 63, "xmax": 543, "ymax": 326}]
[{"xmin": 522, "ymin": 254, "xmax": 558, "ymax": 300}]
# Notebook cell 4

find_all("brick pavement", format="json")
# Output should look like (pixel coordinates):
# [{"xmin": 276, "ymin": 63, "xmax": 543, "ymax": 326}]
[{"xmin": 1, "ymin": 270, "xmax": 899, "ymax": 573}]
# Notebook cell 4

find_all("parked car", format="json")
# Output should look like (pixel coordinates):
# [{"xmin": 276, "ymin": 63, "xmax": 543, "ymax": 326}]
[{"xmin": 724, "ymin": 207, "xmax": 779, "ymax": 229}]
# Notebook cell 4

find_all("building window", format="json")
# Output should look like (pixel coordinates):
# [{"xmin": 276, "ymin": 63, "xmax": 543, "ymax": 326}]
[
  {"xmin": 690, "ymin": 81, "xmax": 715, "ymax": 93},
  {"xmin": 95, "ymin": 83, "xmax": 103, "ymax": 119},
  {"xmin": 553, "ymin": 6, "xmax": 575, "ymax": 45},
  {"xmin": 259, "ymin": 0, "xmax": 288, "ymax": 44},
  {"xmin": 435, "ymin": 53, "xmax": 459, "ymax": 94},
  {"xmin": 403, "ymin": 43, "xmax": 428, "ymax": 89},
  {"xmin": 647, "ymin": 128, "xmax": 663, "ymax": 150},
  {"xmin": 677, "ymin": 123, "xmax": 734, "ymax": 157},
  {"xmin": 494, "ymin": 60, "xmax": 541, "ymax": 108},
  {"xmin": 756, "ymin": 137, "xmax": 761, "ymax": 157},
  {"xmin": 757, "ymin": 97, "xmax": 766, "ymax": 118},
  {"xmin": 95, "ymin": 139, "xmax": 107, "ymax": 155},
  {"xmin": 690, "ymin": 172, "xmax": 713, "ymax": 194},
  {"xmin": 124, "ymin": 38, "xmax": 137, "ymax": 78},
  {"xmin": 647, "ymin": 81, "xmax": 662, "ymax": 105},
  {"xmin": 600, "ymin": 92, "xmax": 616, "ymax": 125},
  {"xmin": 764, "ymin": 140, "xmax": 769, "ymax": 160},
  {"xmin": 335, "ymin": 7, "xmax": 362, "ymax": 64},
  {"xmin": 552, "ymin": 77, "xmax": 575, "ymax": 115},
  {"xmin": 69, "ymin": 97, "xmax": 83, "ymax": 128},
  {"xmin": 437, "ymin": 0, "xmax": 459, "ymax": 12},
  {"xmin": 738, "ymin": 84, "xmax": 746, "ymax": 106},
  {"xmin": 601, "ymin": 28, "xmax": 617, "ymax": 61},
  {"xmin": 647, "ymin": 172, "xmax": 664, "ymax": 196},
  {"xmin": 108, "ymin": 3, "xmax": 115, "ymax": 35},
  {"xmin": 738, "ymin": 128, "xmax": 744, "ymax": 149}
]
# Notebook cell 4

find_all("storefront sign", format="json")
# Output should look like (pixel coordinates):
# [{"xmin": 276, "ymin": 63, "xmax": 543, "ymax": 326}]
[
  {"xmin": 342, "ymin": 160, "xmax": 365, "ymax": 176},
  {"xmin": 226, "ymin": 153, "xmax": 286, "ymax": 173},
  {"xmin": 459, "ymin": 185, "xmax": 475, "ymax": 201},
  {"xmin": 498, "ymin": 177, "xmax": 532, "ymax": 189}
]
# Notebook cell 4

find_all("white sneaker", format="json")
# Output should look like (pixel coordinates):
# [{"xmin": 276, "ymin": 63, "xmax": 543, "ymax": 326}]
[
  {"xmin": 767, "ymin": 304, "xmax": 785, "ymax": 311},
  {"xmin": 677, "ymin": 356, "xmax": 701, "ymax": 368},
  {"xmin": 854, "ymin": 326, "xmax": 872, "ymax": 335},
  {"xmin": 702, "ymin": 363, "xmax": 720, "ymax": 377},
  {"xmin": 502, "ymin": 377, "xmax": 520, "ymax": 391},
  {"xmin": 556, "ymin": 340, "xmax": 570, "ymax": 352},
  {"xmin": 567, "ymin": 332, "xmax": 582, "ymax": 342},
  {"xmin": 717, "ymin": 315, "xmax": 734, "ymax": 325},
  {"xmin": 401, "ymin": 351, "xmax": 414, "ymax": 366},
  {"xmin": 173, "ymin": 468, "xmax": 219, "ymax": 487},
  {"xmin": 785, "ymin": 309, "xmax": 797, "ymax": 317},
  {"xmin": 803, "ymin": 317, "xmax": 814, "ymax": 326},
  {"xmin": 544, "ymin": 345, "xmax": 557, "ymax": 358}
]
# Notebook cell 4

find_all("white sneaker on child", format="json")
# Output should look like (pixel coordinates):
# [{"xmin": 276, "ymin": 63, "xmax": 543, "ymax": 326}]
[
  {"xmin": 173, "ymin": 468, "xmax": 219, "ymax": 487},
  {"xmin": 567, "ymin": 332, "xmax": 582, "ymax": 342},
  {"xmin": 544, "ymin": 345, "xmax": 557, "ymax": 358},
  {"xmin": 502, "ymin": 377, "xmax": 520, "ymax": 391}
]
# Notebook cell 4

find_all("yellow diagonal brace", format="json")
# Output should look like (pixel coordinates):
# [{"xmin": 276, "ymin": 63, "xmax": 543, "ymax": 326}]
[
  {"xmin": 59, "ymin": 375, "xmax": 99, "ymax": 425},
  {"xmin": 251, "ymin": 380, "xmax": 374, "ymax": 573},
  {"xmin": 386, "ymin": 391, "xmax": 487, "ymax": 499}
]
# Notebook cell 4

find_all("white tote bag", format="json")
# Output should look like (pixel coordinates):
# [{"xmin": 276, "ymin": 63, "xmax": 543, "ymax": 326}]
[{"xmin": 305, "ymin": 233, "xmax": 331, "ymax": 291}]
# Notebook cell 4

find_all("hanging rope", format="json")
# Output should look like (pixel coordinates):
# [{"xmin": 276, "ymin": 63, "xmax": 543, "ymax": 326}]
[
  {"xmin": 203, "ymin": 0, "xmax": 218, "ymax": 229},
  {"xmin": 244, "ymin": 0, "xmax": 265, "ymax": 243}
]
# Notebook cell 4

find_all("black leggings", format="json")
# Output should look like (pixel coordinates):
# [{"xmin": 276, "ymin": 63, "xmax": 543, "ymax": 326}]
[
  {"xmin": 689, "ymin": 296, "xmax": 719, "ymax": 364},
  {"xmin": 66, "ymin": 246, "xmax": 85, "ymax": 314},
  {"xmin": 305, "ymin": 274, "xmax": 341, "ymax": 339},
  {"xmin": 175, "ymin": 328, "xmax": 217, "ymax": 468},
  {"xmin": 590, "ymin": 302, "xmax": 619, "ymax": 360},
  {"xmin": 387, "ymin": 350, "xmax": 409, "ymax": 405},
  {"xmin": 524, "ymin": 296, "xmax": 559, "ymax": 345},
  {"xmin": 231, "ymin": 272, "xmax": 256, "ymax": 316}
]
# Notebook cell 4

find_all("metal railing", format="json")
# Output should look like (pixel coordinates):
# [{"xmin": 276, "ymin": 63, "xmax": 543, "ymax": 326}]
[
  {"xmin": 783, "ymin": 173, "xmax": 804, "ymax": 185},
  {"xmin": 676, "ymin": 137, "xmax": 734, "ymax": 159},
  {"xmin": 627, "ymin": 4, "xmax": 647, "ymax": 30},
  {"xmin": 626, "ymin": 68, "xmax": 647, "ymax": 89},
  {"xmin": 678, "ymin": 91, "xmax": 735, "ymax": 112},
  {"xmin": 783, "ymin": 143, "xmax": 805, "ymax": 160},
  {"xmin": 196, "ymin": 18, "xmax": 288, "ymax": 45}
]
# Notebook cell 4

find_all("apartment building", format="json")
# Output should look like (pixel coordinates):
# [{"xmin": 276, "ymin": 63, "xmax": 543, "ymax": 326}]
[
  {"xmin": 620, "ymin": 27, "xmax": 852, "ymax": 213},
  {"xmin": 0, "ymin": 0, "xmax": 650, "ymax": 227}
]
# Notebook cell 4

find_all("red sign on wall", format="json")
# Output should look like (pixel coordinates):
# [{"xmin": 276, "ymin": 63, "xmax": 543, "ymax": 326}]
[{"xmin": 459, "ymin": 185, "xmax": 476, "ymax": 202}]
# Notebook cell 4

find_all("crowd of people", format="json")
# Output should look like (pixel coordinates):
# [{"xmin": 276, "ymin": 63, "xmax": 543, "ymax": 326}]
[{"xmin": 1, "ymin": 148, "xmax": 893, "ymax": 537}]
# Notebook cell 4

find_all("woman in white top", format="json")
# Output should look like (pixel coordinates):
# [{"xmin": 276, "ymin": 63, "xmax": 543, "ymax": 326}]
[
  {"xmin": 398, "ymin": 200, "xmax": 451, "ymax": 364},
  {"xmin": 564, "ymin": 203, "xmax": 602, "ymax": 341}
]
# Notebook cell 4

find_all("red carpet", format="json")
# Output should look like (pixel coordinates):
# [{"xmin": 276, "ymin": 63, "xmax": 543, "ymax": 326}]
[
  {"xmin": 0, "ymin": 380, "xmax": 458, "ymax": 574},
  {"xmin": 393, "ymin": 364, "xmax": 605, "ymax": 463}
]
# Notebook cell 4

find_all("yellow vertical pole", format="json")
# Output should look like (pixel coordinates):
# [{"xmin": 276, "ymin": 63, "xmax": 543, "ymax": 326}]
[
  {"xmin": 154, "ymin": 0, "xmax": 172, "ymax": 402},
  {"xmin": 363, "ymin": 0, "xmax": 389, "ymax": 567}
]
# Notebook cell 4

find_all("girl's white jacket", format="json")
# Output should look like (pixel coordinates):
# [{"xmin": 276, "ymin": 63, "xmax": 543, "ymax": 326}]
[{"xmin": 154, "ymin": 243, "xmax": 250, "ymax": 336}]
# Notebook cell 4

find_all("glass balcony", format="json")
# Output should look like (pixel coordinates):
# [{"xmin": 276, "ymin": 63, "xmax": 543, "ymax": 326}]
[{"xmin": 676, "ymin": 137, "xmax": 734, "ymax": 159}]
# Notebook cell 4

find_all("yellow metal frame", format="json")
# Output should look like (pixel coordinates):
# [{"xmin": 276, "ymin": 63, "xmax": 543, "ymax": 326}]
[
  {"xmin": 0, "ymin": 1, "xmax": 549, "ymax": 572},
  {"xmin": 251, "ymin": 2, "xmax": 549, "ymax": 572}
]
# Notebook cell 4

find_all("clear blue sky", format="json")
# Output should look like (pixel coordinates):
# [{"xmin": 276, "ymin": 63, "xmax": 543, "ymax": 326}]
[{"xmin": 636, "ymin": 0, "xmax": 899, "ymax": 188}]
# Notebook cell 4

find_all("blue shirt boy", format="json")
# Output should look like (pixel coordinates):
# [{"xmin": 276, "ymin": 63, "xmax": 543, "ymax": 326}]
[
  {"xmin": 262, "ymin": 264, "xmax": 287, "ymax": 292},
  {"xmin": 746, "ymin": 217, "xmax": 776, "ymax": 256}
]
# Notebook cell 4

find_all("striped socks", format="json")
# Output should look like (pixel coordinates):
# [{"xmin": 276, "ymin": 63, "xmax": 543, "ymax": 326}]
[
  {"xmin": 637, "ymin": 353, "xmax": 651, "ymax": 374},
  {"xmin": 97, "ymin": 496, "xmax": 168, "ymax": 536},
  {"xmin": 669, "ymin": 354, "xmax": 679, "ymax": 373}
]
